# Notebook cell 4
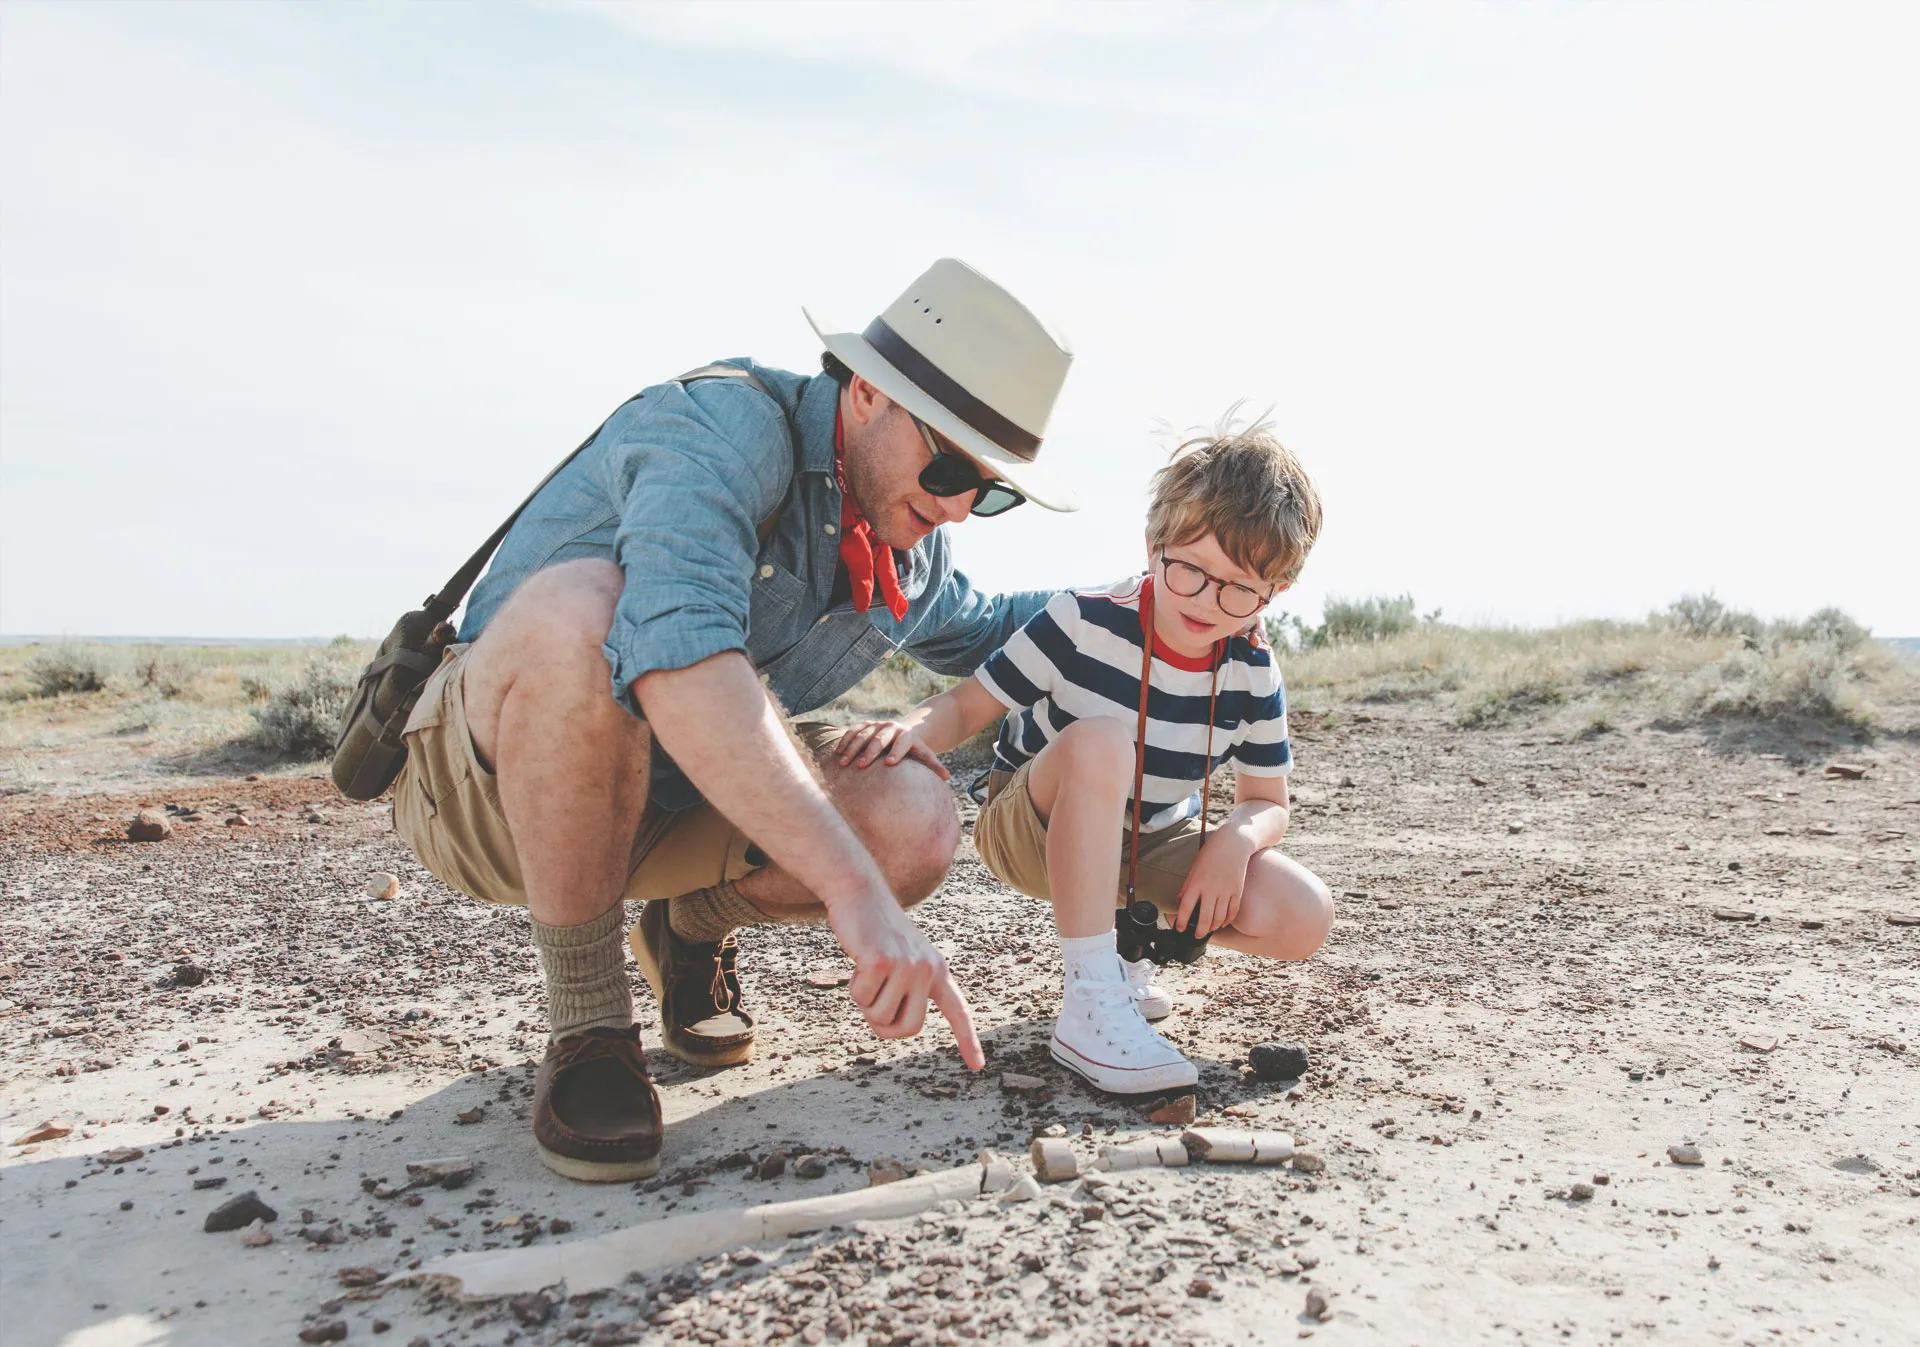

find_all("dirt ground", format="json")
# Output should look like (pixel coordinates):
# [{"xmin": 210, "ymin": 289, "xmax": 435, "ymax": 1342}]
[{"xmin": 3, "ymin": 707, "xmax": 1917, "ymax": 1347}]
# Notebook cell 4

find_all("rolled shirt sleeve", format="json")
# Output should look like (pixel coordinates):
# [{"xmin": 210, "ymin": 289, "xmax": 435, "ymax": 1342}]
[{"xmin": 600, "ymin": 380, "xmax": 792, "ymax": 715}]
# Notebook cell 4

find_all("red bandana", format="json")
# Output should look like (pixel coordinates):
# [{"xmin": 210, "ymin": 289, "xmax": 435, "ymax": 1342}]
[{"xmin": 833, "ymin": 410, "xmax": 909, "ymax": 621}]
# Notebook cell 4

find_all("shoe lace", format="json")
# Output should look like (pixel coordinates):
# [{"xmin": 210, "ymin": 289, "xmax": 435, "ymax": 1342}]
[
  {"xmin": 1065, "ymin": 977, "xmax": 1175, "ymax": 1063},
  {"xmin": 710, "ymin": 934, "xmax": 744, "ymax": 1014}
]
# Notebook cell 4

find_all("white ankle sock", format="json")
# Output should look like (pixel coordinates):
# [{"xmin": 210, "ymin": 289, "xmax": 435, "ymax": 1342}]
[{"xmin": 1059, "ymin": 930, "xmax": 1124, "ymax": 987}]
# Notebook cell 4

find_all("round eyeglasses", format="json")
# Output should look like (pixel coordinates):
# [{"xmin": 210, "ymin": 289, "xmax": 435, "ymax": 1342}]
[
  {"xmin": 1159, "ymin": 554, "xmax": 1274, "ymax": 619},
  {"xmin": 911, "ymin": 416, "xmax": 1026, "ymax": 518}
]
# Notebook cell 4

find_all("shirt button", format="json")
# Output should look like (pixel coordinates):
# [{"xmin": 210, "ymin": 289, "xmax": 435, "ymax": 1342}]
[
  {"xmin": 824, "ymin": 523, "xmax": 837, "ymax": 536},
  {"xmin": 758, "ymin": 564, "xmax": 774, "ymax": 579}
]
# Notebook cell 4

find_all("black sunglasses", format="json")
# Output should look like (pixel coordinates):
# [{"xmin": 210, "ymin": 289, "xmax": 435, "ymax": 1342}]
[{"xmin": 911, "ymin": 416, "xmax": 1026, "ymax": 518}]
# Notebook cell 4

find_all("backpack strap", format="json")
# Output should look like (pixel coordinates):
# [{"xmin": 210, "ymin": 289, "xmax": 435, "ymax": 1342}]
[{"xmin": 419, "ymin": 365, "xmax": 802, "ymax": 623}]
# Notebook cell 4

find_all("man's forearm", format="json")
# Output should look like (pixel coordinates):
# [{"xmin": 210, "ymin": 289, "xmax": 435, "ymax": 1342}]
[{"xmin": 633, "ymin": 652, "xmax": 891, "ymax": 912}]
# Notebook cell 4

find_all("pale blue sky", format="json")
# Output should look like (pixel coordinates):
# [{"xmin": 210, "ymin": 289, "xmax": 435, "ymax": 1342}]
[{"xmin": 3, "ymin": 1, "xmax": 1915, "ymax": 638}]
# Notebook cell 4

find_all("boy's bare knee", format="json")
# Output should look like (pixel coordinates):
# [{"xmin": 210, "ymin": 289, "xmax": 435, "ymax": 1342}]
[
  {"xmin": 1296, "ymin": 870, "xmax": 1335, "ymax": 956},
  {"xmin": 1052, "ymin": 716, "xmax": 1134, "ymax": 781}
]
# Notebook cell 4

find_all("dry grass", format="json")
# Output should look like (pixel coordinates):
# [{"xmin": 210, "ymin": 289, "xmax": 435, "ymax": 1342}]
[
  {"xmin": 0, "ymin": 640, "xmax": 373, "ymax": 768},
  {"xmin": 1278, "ymin": 616, "xmax": 1919, "ymax": 740},
  {"xmin": 6, "ymin": 601, "xmax": 1912, "ymax": 779}
]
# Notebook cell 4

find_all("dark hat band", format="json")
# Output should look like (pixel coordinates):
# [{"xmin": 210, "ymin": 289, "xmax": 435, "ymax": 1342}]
[{"xmin": 861, "ymin": 318, "xmax": 1041, "ymax": 462}]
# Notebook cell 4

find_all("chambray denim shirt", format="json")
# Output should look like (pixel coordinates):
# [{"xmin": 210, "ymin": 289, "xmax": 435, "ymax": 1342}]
[{"xmin": 459, "ymin": 359, "xmax": 1049, "ymax": 812}]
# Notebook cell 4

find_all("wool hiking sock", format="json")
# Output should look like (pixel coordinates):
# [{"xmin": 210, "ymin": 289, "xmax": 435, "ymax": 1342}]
[
  {"xmin": 668, "ymin": 879, "xmax": 789, "ymax": 944},
  {"xmin": 531, "ymin": 904, "xmax": 633, "ymax": 1043}
]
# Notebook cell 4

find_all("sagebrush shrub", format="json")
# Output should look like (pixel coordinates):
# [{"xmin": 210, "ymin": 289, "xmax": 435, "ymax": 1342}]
[
  {"xmin": 26, "ymin": 644, "xmax": 113, "ymax": 696},
  {"xmin": 1772, "ymin": 606, "xmax": 1870, "ymax": 652},
  {"xmin": 249, "ymin": 658, "xmax": 357, "ymax": 759},
  {"xmin": 1665, "ymin": 593, "xmax": 1765, "ymax": 644}
]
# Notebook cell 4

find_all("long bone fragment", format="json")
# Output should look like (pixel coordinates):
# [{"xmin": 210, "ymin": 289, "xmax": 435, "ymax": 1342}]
[
  {"xmin": 1179, "ymin": 1129, "xmax": 1294, "ymax": 1164},
  {"xmin": 1095, "ymin": 1136, "xmax": 1190, "ymax": 1172},
  {"xmin": 400, "ymin": 1153, "xmax": 1012, "ymax": 1299}
]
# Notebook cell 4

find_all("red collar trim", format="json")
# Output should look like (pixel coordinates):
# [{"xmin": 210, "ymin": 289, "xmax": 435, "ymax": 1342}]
[{"xmin": 1140, "ymin": 576, "xmax": 1221, "ymax": 671}]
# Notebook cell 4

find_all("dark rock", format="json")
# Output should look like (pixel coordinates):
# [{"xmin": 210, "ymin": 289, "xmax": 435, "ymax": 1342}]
[
  {"xmin": 404, "ymin": 1157, "xmax": 476, "ymax": 1190},
  {"xmin": 755, "ymin": 1150, "xmax": 787, "ymax": 1181},
  {"xmin": 793, "ymin": 1154, "xmax": 828, "ymax": 1180},
  {"xmin": 508, "ymin": 1292, "xmax": 553, "ymax": 1327},
  {"xmin": 204, "ymin": 1190, "xmax": 277, "ymax": 1233},
  {"xmin": 159, "ymin": 964, "xmax": 210, "ymax": 990},
  {"xmin": 297, "ymin": 1321, "xmax": 347, "ymax": 1343},
  {"xmin": 1249, "ymin": 1043, "xmax": 1311, "ymax": 1081}
]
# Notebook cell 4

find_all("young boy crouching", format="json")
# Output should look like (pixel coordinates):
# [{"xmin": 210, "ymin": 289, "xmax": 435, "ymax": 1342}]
[{"xmin": 837, "ymin": 418, "xmax": 1334, "ymax": 1094}]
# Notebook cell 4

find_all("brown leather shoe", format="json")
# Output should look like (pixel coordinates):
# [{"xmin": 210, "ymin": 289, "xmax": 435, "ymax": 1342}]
[
  {"xmin": 629, "ymin": 899, "xmax": 756, "ymax": 1067},
  {"xmin": 532, "ymin": 1026, "xmax": 663, "ymax": 1182}
]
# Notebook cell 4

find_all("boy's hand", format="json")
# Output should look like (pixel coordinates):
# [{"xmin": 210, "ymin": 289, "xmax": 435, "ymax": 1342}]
[
  {"xmin": 836, "ymin": 719, "xmax": 950, "ymax": 781},
  {"xmin": 1174, "ymin": 826, "xmax": 1259, "ymax": 937}
]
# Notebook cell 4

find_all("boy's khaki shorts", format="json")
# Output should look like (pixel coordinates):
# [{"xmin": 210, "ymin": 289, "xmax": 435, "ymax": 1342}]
[
  {"xmin": 972, "ymin": 761, "xmax": 1211, "ymax": 913},
  {"xmin": 392, "ymin": 645, "xmax": 844, "ymax": 908}
]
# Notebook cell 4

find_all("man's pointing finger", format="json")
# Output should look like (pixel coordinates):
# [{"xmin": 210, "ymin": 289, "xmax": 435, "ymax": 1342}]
[{"xmin": 931, "ymin": 974, "xmax": 984, "ymax": 1071}]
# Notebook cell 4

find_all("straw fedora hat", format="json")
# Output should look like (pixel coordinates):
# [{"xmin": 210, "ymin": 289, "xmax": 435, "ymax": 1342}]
[{"xmin": 805, "ymin": 258, "xmax": 1078, "ymax": 512}]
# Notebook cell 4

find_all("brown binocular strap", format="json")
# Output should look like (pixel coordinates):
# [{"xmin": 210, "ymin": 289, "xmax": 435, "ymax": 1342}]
[{"xmin": 1125, "ymin": 582, "xmax": 1221, "ymax": 904}]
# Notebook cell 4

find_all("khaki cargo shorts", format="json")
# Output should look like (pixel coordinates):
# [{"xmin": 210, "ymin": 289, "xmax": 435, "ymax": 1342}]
[
  {"xmin": 392, "ymin": 645, "xmax": 844, "ymax": 907},
  {"xmin": 971, "ymin": 760, "xmax": 1210, "ymax": 914}
]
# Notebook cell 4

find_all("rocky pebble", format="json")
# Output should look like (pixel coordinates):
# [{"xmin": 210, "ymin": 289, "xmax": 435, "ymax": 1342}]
[
  {"xmin": 1146, "ymin": 1094, "xmax": 1196, "ymax": 1125},
  {"xmin": 1249, "ymin": 1041, "xmax": 1311, "ymax": 1080},
  {"xmin": 203, "ymin": 1190, "xmax": 277, "ymax": 1233},
  {"xmin": 126, "ymin": 809, "xmax": 172, "ymax": 842}
]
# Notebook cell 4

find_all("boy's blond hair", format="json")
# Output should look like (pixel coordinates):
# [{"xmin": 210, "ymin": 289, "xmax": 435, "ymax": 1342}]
[{"xmin": 1146, "ymin": 412, "xmax": 1322, "ymax": 587}]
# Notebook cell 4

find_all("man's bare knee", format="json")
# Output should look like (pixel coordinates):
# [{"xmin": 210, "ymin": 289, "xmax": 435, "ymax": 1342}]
[
  {"xmin": 833, "ymin": 760, "xmax": 959, "ymax": 904},
  {"xmin": 477, "ymin": 560, "xmax": 623, "ymax": 667},
  {"xmin": 465, "ymin": 560, "xmax": 635, "ymax": 770}
]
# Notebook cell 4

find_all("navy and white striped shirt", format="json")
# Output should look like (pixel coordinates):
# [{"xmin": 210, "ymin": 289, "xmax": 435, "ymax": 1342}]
[{"xmin": 975, "ymin": 577, "xmax": 1292, "ymax": 833}]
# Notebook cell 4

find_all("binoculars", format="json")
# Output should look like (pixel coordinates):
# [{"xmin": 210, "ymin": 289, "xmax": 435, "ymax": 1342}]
[{"xmin": 1114, "ymin": 899, "xmax": 1211, "ymax": 966}]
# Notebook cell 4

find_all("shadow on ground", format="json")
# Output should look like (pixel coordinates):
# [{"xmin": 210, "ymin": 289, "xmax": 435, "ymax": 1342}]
[{"xmin": 6, "ymin": 1020, "xmax": 1261, "ymax": 1347}]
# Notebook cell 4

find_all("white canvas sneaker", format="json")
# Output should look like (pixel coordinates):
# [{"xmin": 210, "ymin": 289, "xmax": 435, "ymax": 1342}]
[
  {"xmin": 1123, "ymin": 957, "xmax": 1174, "ymax": 1021},
  {"xmin": 1050, "ymin": 971, "xmax": 1198, "ymax": 1095}
]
